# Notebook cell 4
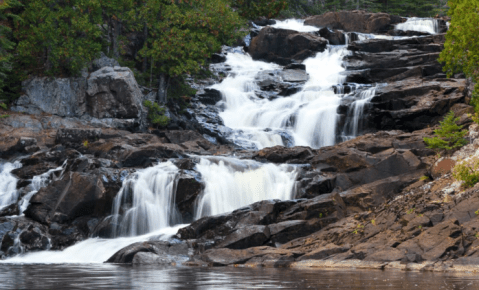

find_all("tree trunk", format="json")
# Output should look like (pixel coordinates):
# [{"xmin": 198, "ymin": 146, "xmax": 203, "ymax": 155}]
[{"xmin": 158, "ymin": 73, "xmax": 169, "ymax": 104}]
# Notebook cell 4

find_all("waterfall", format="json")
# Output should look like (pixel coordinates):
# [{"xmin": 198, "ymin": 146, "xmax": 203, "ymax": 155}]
[
  {"xmin": 271, "ymin": 19, "xmax": 319, "ymax": 32},
  {"xmin": 215, "ymin": 45, "xmax": 350, "ymax": 150},
  {"xmin": 341, "ymin": 87, "xmax": 377, "ymax": 140},
  {"xmin": 0, "ymin": 161, "xmax": 22, "ymax": 210},
  {"xmin": 111, "ymin": 161, "xmax": 181, "ymax": 237},
  {"xmin": 194, "ymin": 156, "xmax": 298, "ymax": 218},
  {"xmin": 395, "ymin": 18, "xmax": 439, "ymax": 34}
]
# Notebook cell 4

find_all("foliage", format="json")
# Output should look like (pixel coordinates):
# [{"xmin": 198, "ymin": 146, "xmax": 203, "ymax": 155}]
[
  {"xmin": 83, "ymin": 140, "xmax": 89, "ymax": 148},
  {"xmin": 15, "ymin": 0, "xmax": 103, "ymax": 76},
  {"xmin": 144, "ymin": 100, "xmax": 170, "ymax": 127},
  {"xmin": 423, "ymin": 111, "xmax": 468, "ymax": 150},
  {"xmin": 0, "ymin": 0, "xmax": 22, "ymax": 100},
  {"xmin": 419, "ymin": 175, "xmax": 430, "ymax": 181},
  {"xmin": 135, "ymin": 0, "xmax": 246, "ymax": 77},
  {"xmin": 453, "ymin": 158, "xmax": 479, "ymax": 188},
  {"xmin": 0, "ymin": 103, "xmax": 7, "ymax": 110},
  {"xmin": 279, "ymin": 0, "xmax": 447, "ymax": 18},
  {"xmin": 439, "ymin": 0, "xmax": 479, "ymax": 104},
  {"xmin": 232, "ymin": 0, "xmax": 288, "ymax": 19},
  {"xmin": 168, "ymin": 76, "xmax": 198, "ymax": 100}
]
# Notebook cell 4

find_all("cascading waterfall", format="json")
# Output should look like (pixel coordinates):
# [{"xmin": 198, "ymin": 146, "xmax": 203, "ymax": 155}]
[
  {"xmin": 395, "ymin": 17, "xmax": 439, "ymax": 34},
  {"xmin": 194, "ymin": 156, "xmax": 298, "ymax": 218},
  {"xmin": 0, "ymin": 161, "xmax": 22, "ymax": 210},
  {"xmin": 341, "ymin": 87, "xmax": 378, "ymax": 139},
  {"xmin": 111, "ymin": 161, "xmax": 181, "ymax": 237},
  {"xmin": 215, "ymin": 45, "xmax": 351, "ymax": 150},
  {"xmin": 271, "ymin": 19, "xmax": 319, "ymax": 32}
]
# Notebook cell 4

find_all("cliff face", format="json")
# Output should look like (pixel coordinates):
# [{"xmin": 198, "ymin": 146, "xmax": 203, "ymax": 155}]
[{"xmin": 0, "ymin": 11, "xmax": 476, "ymax": 270}]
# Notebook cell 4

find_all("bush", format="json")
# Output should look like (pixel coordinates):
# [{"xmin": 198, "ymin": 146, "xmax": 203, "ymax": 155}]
[
  {"xmin": 144, "ymin": 100, "xmax": 169, "ymax": 128},
  {"xmin": 423, "ymin": 111, "xmax": 468, "ymax": 150},
  {"xmin": 453, "ymin": 159, "xmax": 479, "ymax": 188}
]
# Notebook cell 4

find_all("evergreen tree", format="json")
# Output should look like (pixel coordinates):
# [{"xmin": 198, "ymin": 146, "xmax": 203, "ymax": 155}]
[
  {"xmin": 423, "ymin": 111, "xmax": 468, "ymax": 150},
  {"xmin": 439, "ymin": 0, "xmax": 479, "ymax": 106}
]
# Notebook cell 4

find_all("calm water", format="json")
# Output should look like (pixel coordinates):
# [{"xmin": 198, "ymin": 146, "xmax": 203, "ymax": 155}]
[{"xmin": 0, "ymin": 265, "xmax": 478, "ymax": 290}]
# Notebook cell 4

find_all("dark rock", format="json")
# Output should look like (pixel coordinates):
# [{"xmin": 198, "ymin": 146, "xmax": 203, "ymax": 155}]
[
  {"xmin": 0, "ymin": 204, "xmax": 19, "ymax": 217},
  {"xmin": 253, "ymin": 18, "xmax": 276, "ymax": 26},
  {"xmin": 284, "ymin": 63, "xmax": 306, "ymax": 71},
  {"xmin": 217, "ymin": 225, "xmax": 271, "ymax": 250},
  {"xmin": 56, "ymin": 128, "xmax": 102, "ymax": 146},
  {"xmin": 106, "ymin": 240, "xmax": 189, "ymax": 264},
  {"xmin": 176, "ymin": 173, "xmax": 204, "ymax": 222},
  {"xmin": 25, "ymin": 172, "xmax": 111, "ymax": 224},
  {"xmin": 318, "ymin": 27, "xmax": 346, "ymax": 45},
  {"xmin": 249, "ymin": 27, "xmax": 328, "ymax": 65},
  {"xmin": 196, "ymin": 89, "xmax": 223, "ymax": 105}
]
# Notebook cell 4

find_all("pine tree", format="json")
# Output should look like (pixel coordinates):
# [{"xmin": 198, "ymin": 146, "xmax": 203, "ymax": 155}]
[{"xmin": 423, "ymin": 111, "xmax": 468, "ymax": 150}]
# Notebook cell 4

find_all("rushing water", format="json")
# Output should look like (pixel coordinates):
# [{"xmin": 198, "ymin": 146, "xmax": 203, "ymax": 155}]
[
  {"xmin": 194, "ymin": 156, "xmax": 298, "ymax": 218},
  {"xmin": 0, "ymin": 161, "xmax": 22, "ymax": 210},
  {"xmin": 0, "ymin": 265, "xmax": 477, "ymax": 290},
  {"xmin": 215, "ymin": 45, "xmax": 350, "ymax": 149},
  {"xmin": 396, "ymin": 17, "xmax": 439, "ymax": 34},
  {"xmin": 111, "ymin": 161, "xmax": 181, "ymax": 237}
]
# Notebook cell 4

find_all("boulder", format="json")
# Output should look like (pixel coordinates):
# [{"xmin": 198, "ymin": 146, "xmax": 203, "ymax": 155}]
[
  {"xmin": 25, "ymin": 172, "xmax": 111, "ymax": 224},
  {"xmin": 196, "ymin": 89, "xmax": 222, "ymax": 105},
  {"xmin": 12, "ymin": 77, "xmax": 87, "ymax": 117},
  {"xmin": 106, "ymin": 241, "xmax": 189, "ymax": 264},
  {"xmin": 91, "ymin": 53, "xmax": 120, "ymax": 71},
  {"xmin": 249, "ymin": 27, "xmax": 327, "ymax": 65},
  {"xmin": 217, "ymin": 225, "xmax": 271, "ymax": 250},
  {"xmin": 175, "ymin": 173, "xmax": 204, "ymax": 222},
  {"xmin": 86, "ymin": 67, "xmax": 143, "ymax": 119},
  {"xmin": 318, "ymin": 27, "xmax": 346, "ymax": 45},
  {"xmin": 305, "ymin": 11, "xmax": 403, "ymax": 33}
]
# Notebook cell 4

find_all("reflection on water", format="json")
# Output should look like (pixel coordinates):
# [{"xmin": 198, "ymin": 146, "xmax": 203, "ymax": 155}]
[{"xmin": 0, "ymin": 265, "xmax": 478, "ymax": 290}]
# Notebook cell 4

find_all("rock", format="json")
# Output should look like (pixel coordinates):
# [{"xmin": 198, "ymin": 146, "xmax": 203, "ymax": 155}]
[
  {"xmin": 86, "ymin": 66, "xmax": 143, "ymax": 119},
  {"xmin": 175, "ymin": 173, "xmax": 204, "ymax": 222},
  {"xmin": 298, "ymin": 243, "xmax": 350, "ymax": 261},
  {"xmin": 283, "ymin": 63, "xmax": 306, "ymax": 71},
  {"xmin": 12, "ymin": 77, "xmax": 87, "ymax": 117},
  {"xmin": 196, "ymin": 89, "xmax": 222, "ymax": 105},
  {"xmin": 253, "ymin": 18, "xmax": 276, "ymax": 26},
  {"xmin": 256, "ymin": 146, "xmax": 314, "ymax": 163},
  {"xmin": 318, "ymin": 27, "xmax": 346, "ymax": 45},
  {"xmin": 431, "ymin": 158, "xmax": 456, "ymax": 179},
  {"xmin": 217, "ymin": 225, "xmax": 271, "ymax": 249},
  {"xmin": 305, "ymin": 11, "xmax": 403, "ymax": 33},
  {"xmin": 106, "ymin": 241, "xmax": 189, "ymax": 264},
  {"xmin": 249, "ymin": 27, "xmax": 328, "ymax": 65},
  {"xmin": 200, "ymin": 246, "xmax": 297, "ymax": 266},
  {"xmin": 91, "ymin": 53, "xmax": 120, "ymax": 71},
  {"xmin": 56, "ymin": 128, "xmax": 102, "ymax": 146},
  {"xmin": 25, "ymin": 172, "xmax": 111, "ymax": 224},
  {"xmin": 0, "ymin": 204, "xmax": 19, "ymax": 217},
  {"xmin": 279, "ymin": 70, "xmax": 309, "ymax": 82}
]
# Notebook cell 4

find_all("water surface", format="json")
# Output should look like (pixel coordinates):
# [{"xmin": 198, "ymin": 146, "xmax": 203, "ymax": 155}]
[{"xmin": 1, "ymin": 265, "xmax": 478, "ymax": 290}]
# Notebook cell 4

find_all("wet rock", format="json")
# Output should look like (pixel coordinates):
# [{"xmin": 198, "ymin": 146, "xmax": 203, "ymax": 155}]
[
  {"xmin": 175, "ymin": 173, "xmax": 204, "ymax": 222},
  {"xmin": 283, "ymin": 63, "xmax": 306, "ymax": 71},
  {"xmin": 253, "ymin": 18, "xmax": 276, "ymax": 26},
  {"xmin": 317, "ymin": 27, "xmax": 346, "ymax": 45},
  {"xmin": 255, "ymin": 146, "xmax": 314, "ymax": 163},
  {"xmin": 0, "ymin": 204, "xmax": 19, "ymax": 217},
  {"xmin": 279, "ymin": 70, "xmax": 309, "ymax": 82},
  {"xmin": 249, "ymin": 27, "xmax": 328, "ymax": 65},
  {"xmin": 106, "ymin": 241, "xmax": 189, "ymax": 264},
  {"xmin": 305, "ymin": 11, "xmax": 403, "ymax": 33},
  {"xmin": 86, "ymin": 66, "xmax": 143, "ymax": 119},
  {"xmin": 196, "ymin": 89, "xmax": 222, "ymax": 105}
]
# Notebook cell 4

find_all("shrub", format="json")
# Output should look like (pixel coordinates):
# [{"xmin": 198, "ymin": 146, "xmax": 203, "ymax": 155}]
[
  {"xmin": 453, "ymin": 158, "xmax": 479, "ymax": 188},
  {"xmin": 144, "ymin": 100, "xmax": 169, "ymax": 128},
  {"xmin": 423, "ymin": 111, "xmax": 468, "ymax": 150}
]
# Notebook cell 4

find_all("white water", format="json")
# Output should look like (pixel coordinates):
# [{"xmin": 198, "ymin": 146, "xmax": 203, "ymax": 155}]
[
  {"xmin": 215, "ymin": 45, "xmax": 350, "ymax": 149},
  {"xmin": 111, "ymin": 161, "xmax": 180, "ymax": 237},
  {"xmin": 396, "ymin": 17, "xmax": 439, "ymax": 34},
  {"xmin": 194, "ymin": 156, "xmax": 298, "ymax": 218},
  {"xmin": 342, "ymin": 87, "xmax": 378, "ymax": 139},
  {"xmin": 271, "ymin": 19, "xmax": 319, "ymax": 32},
  {"xmin": 0, "ymin": 161, "xmax": 22, "ymax": 210},
  {"xmin": 1, "ymin": 225, "xmax": 184, "ymax": 264}
]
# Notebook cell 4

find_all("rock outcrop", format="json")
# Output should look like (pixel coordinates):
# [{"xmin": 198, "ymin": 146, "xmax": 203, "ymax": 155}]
[
  {"xmin": 304, "ymin": 11, "xmax": 403, "ymax": 33},
  {"xmin": 249, "ymin": 27, "xmax": 328, "ymax": 65}
]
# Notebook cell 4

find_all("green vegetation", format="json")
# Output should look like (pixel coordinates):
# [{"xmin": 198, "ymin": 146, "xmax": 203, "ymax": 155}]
[
  {"xmin": 144, "ymin": 100, "xmax": 170, "ymax": 127},
  {"xmin": 419, "ymin": 175, "xmax": 430, "ymax": 181},
  {"xmin": 439, "ymin": 0, "xmax": 479, "ymax": 107},
  {"xmin": 423, "ymin": 111, "xmax": 468, "ymax": 150},
  {"xmin": 279, "ymin": 0, "xmax": 448, "ymax": 18},
  {"xmin": 232, "ymin": 0, "xmax": 288, "ymax": 19},
  {"xmin": 406, "ymin": 208, "xmax": 415, "ymax": 214},
  {"xmin": 453, "ymin": 158, "xmax": 479, "ymax": 188}
]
